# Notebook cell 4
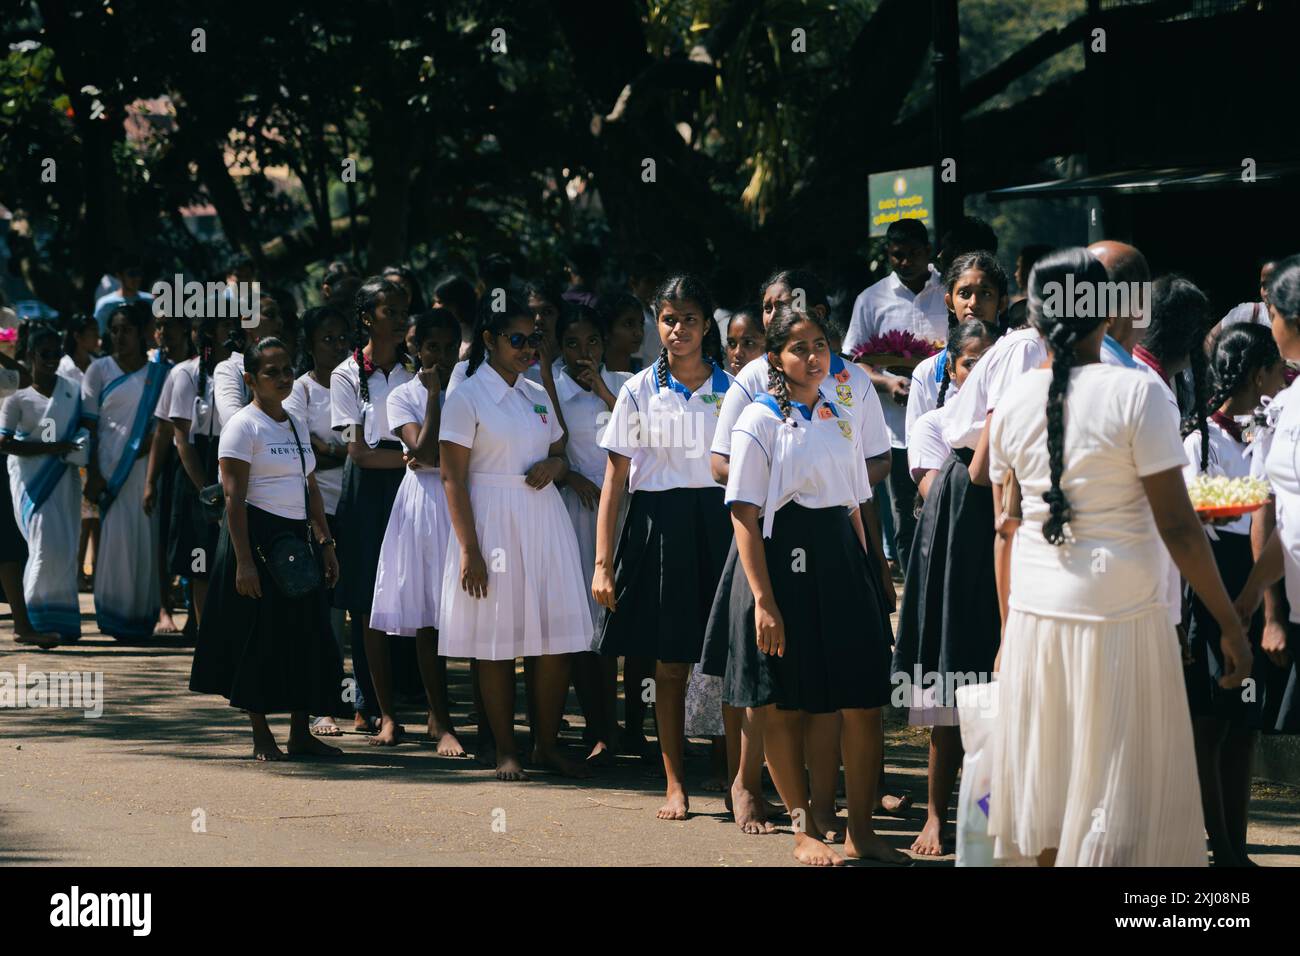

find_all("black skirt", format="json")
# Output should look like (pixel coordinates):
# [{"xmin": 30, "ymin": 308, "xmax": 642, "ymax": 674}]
[
  {"xmin": 332, "ymin": 448, "xmax": 403, "ymax": 615},
  {"xmin": 1184, "ymin": 532, "xmax": 1267, "ymax": 724},
  {"xmin": 892, "ymin": 449, "xmax": 1000, "ymax": 681},
  {"xmin": 0, "ymin": 454, "xmax": 28, "ymax": 566},
  {"xmin": 189, "ymin": 504, "xmax": 347, "ymax": 716},
  {"xmin": 168, "ymin": 435, "xmax": 219, "ymax": 579},
  {"xmin": 596, "ymin": 486, "xmax": 732, "ymax": 663},
  {"xmin": 702, "ymin": 503, "xmax": 893, "ymax": 713},
  {"xmin": 1261, "ymin": 623, "xmax": 1299, "ymax": 734}
]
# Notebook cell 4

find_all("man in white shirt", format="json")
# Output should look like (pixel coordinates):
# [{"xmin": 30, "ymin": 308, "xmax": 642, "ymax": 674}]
[
  {"xmin": 843, "ymin": 219, "xmax": 949, "ymax": 569},
  {"xmin": 1215, "ymin": 258, "xmax": 1278, "ymax": 334},
  {"xmin": 626, "ymin": 251, "xmax": 666, "ymax": 365},
  {"xmin": 94, "ymin": 255, "xmax": 155, "ymax": 338}
]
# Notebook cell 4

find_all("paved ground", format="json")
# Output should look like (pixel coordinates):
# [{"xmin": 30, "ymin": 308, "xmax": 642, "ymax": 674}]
[{"xmin": 2, "ymin": 594, "xmax": 1299, "ymax": 867}]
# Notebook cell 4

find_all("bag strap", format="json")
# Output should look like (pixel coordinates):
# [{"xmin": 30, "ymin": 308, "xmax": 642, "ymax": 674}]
[{"xmin": 285, "ymin": 415, "xmax": 313, "ymax": 545}]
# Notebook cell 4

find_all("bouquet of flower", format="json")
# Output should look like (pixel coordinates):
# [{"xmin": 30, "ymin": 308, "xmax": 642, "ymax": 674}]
[
  {"xmin": 0, "ymin": 327, "xmax": 17, "ymax": 343},
  {"xmin": 1186, "ymin": 474, "xmax": 1272, "ymax": 519},
  {"xmin": 849, "ymin": 330, "xmax": 941, "ymax": 375}
]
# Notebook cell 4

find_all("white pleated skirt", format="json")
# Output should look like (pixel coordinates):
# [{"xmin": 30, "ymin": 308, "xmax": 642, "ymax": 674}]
[
  {"xmin": 560, "ymin": 479, "xmax": 629, "ymax": 639},
  {"xmin": 438, "ymin": 473, "xmax": 591, "ymax": 661},
  {"xmin": 988, "ymin": 605, "xmax": 1207, "ymax": 867},
  {"xmin": 370, "ymin": 468, "xmax": 450, "ymax": 636}
]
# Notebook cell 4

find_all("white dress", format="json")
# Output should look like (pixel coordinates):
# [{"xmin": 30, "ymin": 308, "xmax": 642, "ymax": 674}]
[
  {"xmin": 436, "ymin": 363, "xmax": 590, "ymax": 660},
  {"xmin": 369, "ymin": 378, "xmax": 453, "ymax": 636},
  {"xmin": 986, "ymin": 364, "xmax": 1207, "ymax": 866}
]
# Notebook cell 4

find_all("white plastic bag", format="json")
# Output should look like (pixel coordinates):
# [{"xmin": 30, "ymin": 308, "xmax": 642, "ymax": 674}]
[{"xmin": 954, "ymin": 680, "xmax": 999, "ymax": 867}]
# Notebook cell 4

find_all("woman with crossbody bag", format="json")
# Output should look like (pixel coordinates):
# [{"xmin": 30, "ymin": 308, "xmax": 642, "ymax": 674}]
[{"xmin": 189, "ymin": 336, "xmax": 347, "ymax": 761}]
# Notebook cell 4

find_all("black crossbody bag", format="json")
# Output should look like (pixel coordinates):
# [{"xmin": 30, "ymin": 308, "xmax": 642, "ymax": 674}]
[
  {"xmin": 197, "ymin": 390, "xmax": 224, "ymax": 523},
  {"xmin": 254, "ymin": 417, "xmax": 322, "ymax": 599}
]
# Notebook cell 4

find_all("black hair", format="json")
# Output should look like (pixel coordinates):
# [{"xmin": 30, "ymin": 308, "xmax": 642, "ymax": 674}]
[
  {"xmin": 1018, "ymin": 244, "xmax": 1054, "ymax": 278},
  {"xmin": 884, "ymin": 219, "xmax": 929, "ymax": 247},
  {"xmin": 433, "ymin": 274, "xmax": 478, "ymax": 325},
  {"xmin": 353, "ymin": 277, "xmax": 411, "ymax": 403},
  {"xmin": 1028, "ymin": 247, "xmax": 1111, "ymax": 546},
  {"xmin": 727, "ymin": 303, "xmax": 764, "ymax": 336},
  {"xmin": 297, "ymin": 304, "xmax": 349, "ymax": 373},
  {"xmin": 759, "ymin": 268, "xmax": 830, "ymax": 314},
  {"xmin": 652, "ymin": 273, "xmax": 723, "ymax": 389},
  {"xmin": 940, "ymin": 216, "xmax": 999, "ymax": 259},
  {"xmin": 105, "ymin": 301, "xmax": 152, "ymax": 358},
  {"xmin": 466, "ymin": 296, "xmax": 532, "ymax": 377},
  {"xmin": 22, "ymin": 321, "xmax": 61, "ymax": 361},
  {"xmin": 410, "ymin": 307, "xmax": 461, "ymax": 355},
  {"xmin": 244, "ymin": 336, "xmax": 291, "ymax": 377},
  {"xmin": 60, "ymin": 313, "xmax": 97, "ymax": 358},
  {"xmin": 943, "ymin": 250, "xmax": 1008, "ymax": 299},
  {"xmin": 1147, "ymin": 275, "xmax": 1213, "ymax": 457},
  {"xmin": 523, "ymin": 277, "xmax": 565, "ymax": 311},
  {"xmin": 936, "ymin": 319, "xmax": 995, "ymax": 410},
  {"xmin": 226, "ymin": 254, "xmax": 254, "ymax": 276},
  {"xmin": 598, "ymin": 291, "xmax": 644, "ymax": 326},
  {"xmin": 323, "ymin": 260, "xmax": 357, "ymax": 285},
  {"xmin": 566, "ymin": 243, "xmax": 602, "ymax": 283},
  {"xmin": 381, "ymin": 264, "xmax": 427, "ymax": 313},
  {"xmin": 764, "ymin": 303, "xmax": 833, "ymax": 422},
  {"xmin": 1190, "ymin": 323, "xmax": 1281, "ymax": 469},
  {"xmin": 557, "ymin": 303, "xmax": 608, "ymax": 344},
  {"xmin": 479, "ymin": 253, "xmax": 514, "ymax": 292},
  {"xmin": 1267, "ymin": 254, "xmax": 1300, "ymax": 327}
]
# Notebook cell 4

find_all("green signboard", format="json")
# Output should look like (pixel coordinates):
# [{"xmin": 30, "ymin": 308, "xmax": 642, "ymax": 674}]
[{"xmin": 868, "ymin": 165, "xmax": 934, "ymax": 238}]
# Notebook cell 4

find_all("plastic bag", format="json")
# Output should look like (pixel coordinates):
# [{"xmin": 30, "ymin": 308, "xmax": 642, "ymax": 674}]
[{"xmin": 954, "ymin": 680, "xmax": 999, "ymax": 867}]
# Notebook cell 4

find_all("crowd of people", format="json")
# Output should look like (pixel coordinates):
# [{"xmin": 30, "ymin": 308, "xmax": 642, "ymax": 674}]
[{"xmin": 3, "ymin": 222, "xmax": 1298, "ymax": 867}]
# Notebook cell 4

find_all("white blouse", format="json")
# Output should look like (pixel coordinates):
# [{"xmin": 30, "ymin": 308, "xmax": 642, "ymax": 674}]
[
  {"xmin": 284, "ymin": 373, "xmax": 346, "ymax": 515},
  {"xmin": 213, "ymin": 352, "xmax": 248, "ymax": 428},
  {"xmin": 1183, "ymin": 417, "xmax": 1252, "ymax": 536},
  {"xmin": 600, "ymin": 361, "xmax": 734, "ymax": 493},
  {"xmin": 1264, "ymin": 379, "xmax": 1300, "ymax": 622},
  {"xmin": 439, "ymin": 362, "xmax": 564, "ymax": 475},
  {"xmin": 168, "ymin": 356, "xmax": 221, "ymax": 439},
  {"xmin": 555, "ymin": 366, "xmax": 632, "ymax": 486},
  {"xmin": 943, "ymin": 326, "xmax": 1048, "ymax": 451},
  {"xmin": 329, "ymin": 354, "xmax": 414, "ymax": 448},
  {"xmin": 907, "ymin": 405, "xmax": 953, "ymax": 481},
  {"xmin": 727, "ymin": 393, "xmax": 872, "ymax": 537}
]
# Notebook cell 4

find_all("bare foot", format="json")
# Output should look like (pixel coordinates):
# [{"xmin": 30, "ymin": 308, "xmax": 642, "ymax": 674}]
[
  {"xmin": 793, "ymin": 832, "xmax": 843, "ymax": 866},
  {"xmin": 427, "ymin": 714, "xmax": 467, "ymax": 757},
  {"xmin": 910, "ymin": 815, "xmax": 950, "ymax": 856},
  {"xmin": 495, "ymin": 754, "xmax": 527, "ymax": 781},
  {"xmin": 367, "ymin": 717, "xmax": 403, "ymax": 747},
  {"xmin": 311, "ymin": 716, "xmax": 343, "ymax": 737},
  {"xmin": 586, "ymin": 740, "xmax": 615, "ymax": 767},
  {"xmin": 532, "ymin": 745, "xmax": 593, "ymax": 779},
  {"xmin": 14, "ymin": 630, "xmax": 61, "ymax": 649},
  {"xmin": 156, "ymin": 609, "xmax": 181, "ymax": 634},
  {"xmin": 845, "ymin": 831, "xmax": 911, "ymax": 865},
  {"xmin": 814, "ymin": 809, "xmax": 847, "ymax": 844},
  {"xmin": 730, "ymin": 781, "xmax": 776, "ymax": 835},
  {"xmin": 253, "ymin": 738, "xmax": 285, "ymax": 762},
  {"xmin": 354, "ymin": 712, "xmax": 377, "ymax": 734},
  {"xmin": 700, "ymin": 777, "xmax": 727, "ymax": 793},
  {"xmin": 657, "ymin": 786, "xmax": 689, "ymax": 821},
  {"xmin": 287, "ymin": 733, "xmax": 343, "ymax": 757},
  {"xmin": 880, "ymin": 792, "xmax": 913, "ymax": 816}
]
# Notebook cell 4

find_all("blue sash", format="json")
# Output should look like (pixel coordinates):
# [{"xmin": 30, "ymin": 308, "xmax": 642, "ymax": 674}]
[
  {"xmin": 100, "ymin": 354, "xmax": 170, "ymax": 515},
  {"xmin": 17, "ymin": 377, "xmax": 83, "ymax": 533}
]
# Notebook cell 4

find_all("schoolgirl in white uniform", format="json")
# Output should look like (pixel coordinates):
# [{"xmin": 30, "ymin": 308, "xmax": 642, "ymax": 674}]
[
  {"xmin": 552, "ymin": 304, "xmax": 633, "ymax": 762},
  {"xmin": 709, "ymin": 268, "xmax": 892, "ymax": 837},
  {"xmin": 439, "ymin": 297, "xmax": 591, "ymax": 781},
  {"xmin": 59, "ymin": 314, "xmax": 99, "ymax": 592},
  {"xmin": 330, "ymin": 277, "xmax": 413, "ymax": 747},
  {"xmin": 593, "ymin": 274, "xmax": 735, "ymax": 821},
  {"xmin": 370, "ymin": 309, "xmax": 464, "ymax": 756},
  {"xmin": 1182, "ymin": 323, "xmax": 1283, "ymax": 866},
  {"xmin": 704, "ymin": 303, "xmax": 906, "ymax": 867},
  {"xmin": 213, "ymin": 297, "xmax": 286, "ymax": 428}
]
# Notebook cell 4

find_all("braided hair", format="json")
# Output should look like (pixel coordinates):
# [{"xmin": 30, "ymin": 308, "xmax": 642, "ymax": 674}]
[
  {"xmin": 353, "ymin": 277, "xmax": 410, "ymax": 403},
  {"xmin": 1146, "ymin": 275, "xmax": 1214, "ymax": 469},
  {"xmin": 1029, "ymin": 248, "xmax": 1111, "ymax": 546},
  {"xmin": 1190, "ymin": 324, "xmax": 1281, "ymax": 469},
  {"xmin": 653, "ymin": 273, "xmax": 723, "ymax": 389},
  {"xmin": 942, "ymin": 250, "xmax": 1008, "ymax": 333},
  {"xmin": 465, "ymin": 295, "xmax": 532, "ymax": 377},
  {"xmin": 764, "ymin": 302, "xmax": 834, "ymax": 423},
  {"xmin": 936, "ymin": 319, "xmax": 995, "ymax": 409}
]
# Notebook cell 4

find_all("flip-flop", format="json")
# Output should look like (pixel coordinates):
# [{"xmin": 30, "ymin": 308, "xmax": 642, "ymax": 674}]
[
  {"xmin": 310, "ymin": 716, "xmax": 344, "ymax": 737},
  {"xmin": 14, "ymin": 632, "xmax": 61, "ymax": 650}
]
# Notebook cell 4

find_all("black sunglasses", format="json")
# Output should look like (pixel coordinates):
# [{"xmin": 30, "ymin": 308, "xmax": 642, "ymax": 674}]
[{"xmin": 498, "ymin": 331, "xmax": 544, "ymax": 350}]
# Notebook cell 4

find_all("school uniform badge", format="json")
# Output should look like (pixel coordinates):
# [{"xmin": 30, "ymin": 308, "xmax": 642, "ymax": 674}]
[
  {"xmin": 817, "ymin": 405, "xmax": 834, "ymax": 420},
  {"xmin": 835, "ymin": 383, "xmax": 853, "ymax": 405},
  {"xmin": 834, "ymin": 368, "xmax": 851, "ymax": 384},
  {"xmin": 836, "ymin": 420, "xmax": 852, "ymax": 440},
  {"xmin": 533, "ymin": 403, "xmax": 548, "ymax": 424}
]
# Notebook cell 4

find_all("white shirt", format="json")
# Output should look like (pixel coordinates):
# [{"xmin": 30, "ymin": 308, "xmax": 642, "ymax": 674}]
[
  {"xmin": 213, "ymin": 352, "xmax": 248, "ymax": 428},
  {"xmin": 386, "ymin": 377, "xmax": 441, "ymax": 451},
  {"xmin": 439, "ymin": 362, "xmax": 565, "ymax": 474},
  {"xmin": 727, "ymin": 394, "xmax": 871, "ymax": 537},
  {"xmin": 843, "ymin": 266, "xmax": 950, "ymax": 446},
  {"xmin": 712, "ymin": 354, "xmax": 890, "ymax": 467},
  {"xmin": 1183, "ymin": 418, "xmax": 1252, "ymax": 536},
  {"xmin": 990, "ymin": 365, "xmax": 1186, "ymax": 622},
  {"xmin": 636, "ymin": 304, "xmax": 660, "ymax": 364},
  {"xmin": 556, "ymin": 366, "xmax": 632, "ymax": 485},
  {"xmin": 907, "ymin": 405, "xmax": 953, "ymax": 481},
  {"xmin": 284, "ymin": 373, "xmax": 346, "ymax": 515},
  {"xmin": 1221, "ymin": 301, "xmax": 1268, "ymax": 329},
  {"xmin": 218, "ymin": 403, "xmax": 316, "ymax": 520},
  {"xmin": 601, "ymin": 362, "xmax": 734, "ymax": 492},
  {"xmin": 330, "ymin": 354, "xmax": 414, "ymax": 447},
  {"xmin": 156, "ymin": 360, "xmax": 183, "ymax": 424},
  {"xmin": 1130, "ymin": 349, "xmax": 1185, "ymax": 625},
  {"xmin": 0, "ymin": 386, "xmax": 55, "ymax": 438},
  {"xmin": 943, "ymin": 327, "xmax": 1048, "ymax": 451},
  {"xmin": 445, "ymin": 356, "xmax": 558, "ymax": 397},
  {"xmin": 1264, "ymin": 380, "xmax": 1300, "ymax": 622},
  {"xmin": 56, "ymin": 354, "xmax": 84, "ymax": 385},
  {"xmin": 906, "ymin": 352, "xmax": 946, "ymax": 436},
  {"xmin": 168, "ymin": 356, "xmax": 221, "ymax": 438}
]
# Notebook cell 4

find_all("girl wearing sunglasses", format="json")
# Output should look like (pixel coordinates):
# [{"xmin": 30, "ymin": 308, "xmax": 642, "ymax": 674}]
[{"xmin": 438, "ymin": 297, "xmax": 591, "ymax": 781}]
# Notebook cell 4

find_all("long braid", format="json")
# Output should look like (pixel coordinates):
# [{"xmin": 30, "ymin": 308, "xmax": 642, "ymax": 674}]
[
  {"xmin": 655, "ymin": 346, "xmax": 669, "ymax": 391},
  {"xmin": 1195, "ymin": 324, "xmax": 1283, "ymax": 469},
  {"xmin": 936, "ymin": 361, "xmax": 952, "ymax": 409},
  {"xmin": 1185, "ymin": 337, "xmax": 1210, "ymax": 472},
  {"xmin": 766, "ymin": 359, "xmax": 792, "ymax": 421},
  {"xmin": 1042, "ymin": 323, "xmax": 1078, "ymax": 546},
  {"xmin": 353, "ymin": 320, "xmax": 370, "ymax": 405}
]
